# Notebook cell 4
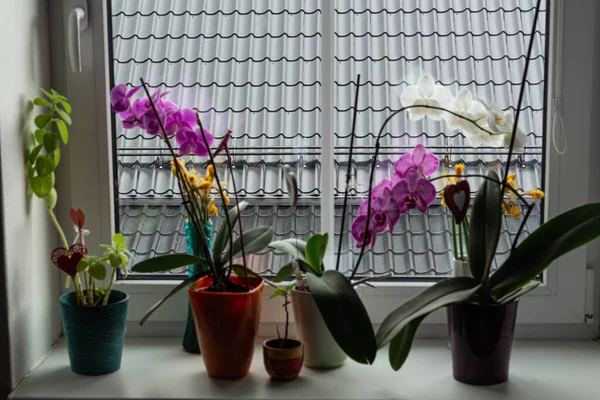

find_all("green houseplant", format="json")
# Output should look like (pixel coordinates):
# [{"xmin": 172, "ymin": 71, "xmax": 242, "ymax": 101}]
[
  {"xmin": 349, "ymin": 0, "xmax": 600, "ymax": 385},
  {"xmin": 28, "ymin": 89, "xmax": 131, "ymax": 375},
  {"xmin": 118, "ymin": 80, "xmax": 275, "ymax": 379}
]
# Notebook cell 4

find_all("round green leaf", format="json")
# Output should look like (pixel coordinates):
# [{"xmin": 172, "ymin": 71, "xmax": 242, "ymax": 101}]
[
  {"xmin": 33, "ymin": 97, "xmax": 51, "ymax": 107},
  {"xmin": 56, "ymin": 109, "xmax": 72, "ymax": 125},
  {"xmin": 35, "ymin": 156, "xmax": 55, "ymax": 177},
  {"xmin": 30, "ymin": 174, "xmax": 54, "ymax": 197},
  {"xmin": 34, "ymin": 129, "xmax": 46, "ymax": 144},
  {"xmin": 28, "ymin": 144, "xmax": 43, "ymax": 165},
  {"xmin": 109, "ymin": 253, "xmax": 122, "ymax": 268},
  {"xmin": 45, "ymin": 188, "xmax": 58, "ymax": 210},
  {"xmin": 89, "ymin": 262, "xmax": 107, "ymax": 280},
  {"xmin": 76, "ymin": 259, "xmax": 89, "ymax": 273},
  {"xmin": 113, "ymin": 233, "xmax": 126, "ymax": 246},
  {"xmin": 34, "ymin": 114, "xmax": 52, "ymax": 129},
  {"xmin": 55, "ymin": 119, "xmax": 68, "ymax": 144},
  {"xmin": 43, "ymin": 133, "xmax": 59, "ymax": 153}
]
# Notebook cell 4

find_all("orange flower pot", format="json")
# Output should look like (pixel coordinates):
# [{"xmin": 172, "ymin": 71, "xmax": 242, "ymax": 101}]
[{"xmin": 189, "ymin": 276, "xmax": 264, "ymax": 379}]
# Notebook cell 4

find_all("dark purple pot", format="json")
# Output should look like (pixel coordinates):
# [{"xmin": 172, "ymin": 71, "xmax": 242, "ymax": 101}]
[{"xmin": 447, "ymin": 300, "xmax": 518, "ymax": 385}]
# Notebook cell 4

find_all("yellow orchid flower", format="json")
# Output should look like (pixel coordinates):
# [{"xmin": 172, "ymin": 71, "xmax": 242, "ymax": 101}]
[
  {"xmin": 524, "ymin": 188, "xmax": 545, "ymax": 202},
  {"xmin": 170, "ymin": 158, "xmax": 188, "ymax": 177},
  {"xmin": 220, "ymin": 191, "xmax": 230, "ymax": 205},
  {"xmin": 207, "ymin": 199, "xmax": 219, "ymax": 216}
]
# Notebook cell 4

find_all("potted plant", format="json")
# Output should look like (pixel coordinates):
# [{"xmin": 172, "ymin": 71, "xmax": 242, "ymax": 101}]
[
  {"xmin": 28, "ymin": 90, "xmax": 131, "ymax": 375},
  {"xmin": 117, "ymin": 80, "xmax": 275, "ymax": 379},
  {"xmin": 354, "ymin": 1, "xmax": 600, "ymax": 385},
  {"xmin": 262, "ymin": 279, "xmax": 304, "ymax": 380}
]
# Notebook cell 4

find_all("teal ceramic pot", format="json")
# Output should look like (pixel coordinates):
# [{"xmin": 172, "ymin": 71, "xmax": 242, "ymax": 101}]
[{"xmin": 59, "ymin": 290, "xmax": 128, "ymax": 375}]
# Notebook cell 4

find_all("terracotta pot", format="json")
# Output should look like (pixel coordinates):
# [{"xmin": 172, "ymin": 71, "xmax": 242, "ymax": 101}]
[
  {"xmin": 291, "ymin": 289, "xmax": 347, "ymax": 368},
  {"xmin": 263, "ymin": 338, "xmax": 304, "ymax": 381},
  {"xmin": 447, "ymin": 300, "xmax": 519, "ymax": 385},
  {"xmin": 189, "ymin": 276, "xmax": 264, "ymax": 379}
]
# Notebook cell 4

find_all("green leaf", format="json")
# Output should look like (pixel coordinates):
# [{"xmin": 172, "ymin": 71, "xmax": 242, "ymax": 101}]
[
  {"xmin": 376, "ymin": 277, "xmax": 481, "ymax": 347},
  {"xmin": 34, "ymin": 114, "xmax": 52, "ymax": 129},
  {"xmin": 268, "ymin": 238, "xmax": 307, "ymax": 262},
  {"xmin": 53, "ymin": 147, "xmax": 61, "ymax": 166},
  {"xmin": 45, "ymin": 188, "xmax": 58, "ymax": 210},
  {"xmin": 28, "ymin": 144, "xmax": 43, "ymax": 164},
  {"xmin": 55, "ymin": 119, "xmax": 68, "ymax": 144},
  {"xmin": 305, "ymin": 233, "xmax": 328, "ymax": 275},
  {"xmin": 59, "ymin": 100, "xmax": 72, "ymax": 114},
  {"xmin": 35, "ymin": 129, "xmax": 45, "ymax": 144},
  {"xmin": 33, "ymin": 97, "xmax": 51, "ymax": 107},
  {"xmin": 41, "ymin": 89, "xmax": 54, "ymax": 100},
  {"xmin": 490, "ymin": 203, "xmax": 600, "ymax": 299},
  {"xmin": 65, "ymin": 276, "xmax": 72, "ymax": 289},
  {"xmin": 30, "ymin": 173, "xmax": 54, "ymax": 197},
  {"xmin": 307, "ymin": 270, "xmax": 377, "ymax": 364},
  {"xmin": 132, "ymin": 254, "xmax": 207, "ymax": 273},
  {"xmin": 389, "ymin": 315, "xmax": 427, "ymax": 371},
  {"xmin": 213, "ymin": 201, "xmax": 249, "ymax": 260},
  {"xmin": 273, "ymin": 263, "xmax": 293, "ymax": 283},
  {"xmin": 270, "ymin": 288, "xmax": 287, "ymax": 299},
  {"xmin": 43, "ymin": 133, "xmax": 59, "ymax": 153},
  {"xmin": 35, "ymin": 156, "xmax": 55, "ymax": 177},
  {"xmin": 469, "ymin": 171, "xmax": 502, "ymax": 281},
  {"xmin": 224, "ymin": 226, "xmax": 275, "ymax": 264},
  {"xmin": 230, "ymin": 264, "xmax": 279, "ymax": 289},
  {"xmin": 113, "ymin": 233, "xmax": 126, "ymax": 246},
  {"xmin": 76, "ymin": 260, "xmax": 88, "ymax": 272},
  {"xmin": 109, "ymin": 252, "xmax": 122, "ymax": 268},
  {"xmin": 140, "ymin": 272, "xmax": 206, "ymax": 325},
  {"xmin": 89, "ymin": 262, "xmax": 107, "ymax": 280},
  {"xmin": 496, "ymin": 280, "xmax": 541, "ymax": 304},
  {"xmin": 284, "ymin": 282, "xmax": 296, "ymax": 291},
  {"xmin": 56, "ymin": 109, "xmax": 72, "ymax": 125}
]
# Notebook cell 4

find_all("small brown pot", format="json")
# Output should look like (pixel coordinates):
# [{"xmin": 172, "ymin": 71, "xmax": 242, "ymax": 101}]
[{"xmin": 263, "ymin": 338, "xmax": 304, "ymax": 381}]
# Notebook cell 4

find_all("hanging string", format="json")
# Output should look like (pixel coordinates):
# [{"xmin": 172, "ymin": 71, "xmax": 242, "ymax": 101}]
[{"xmin": 551, "ymin": 98, "xmax": 568, "ymax": 155}]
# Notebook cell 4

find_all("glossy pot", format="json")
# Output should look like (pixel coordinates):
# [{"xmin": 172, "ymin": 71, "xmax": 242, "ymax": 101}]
[
  {"xmin": 291, "ymin": 289, "xmax": 347, "ymax": 368},
  {"xmin": 189, "ymin": 276, "xmax": 264, "ymax": 379},
  {"xmin": 263, "ymin": 338, "xmax": 303, "ymax": 380},
  {"xmin": 447, "ymin": 300, "xmax": 519, "ymax": 385},
  {"xmin": 59, "ymin": 290, "xmax": 128, "ymax": 375}
]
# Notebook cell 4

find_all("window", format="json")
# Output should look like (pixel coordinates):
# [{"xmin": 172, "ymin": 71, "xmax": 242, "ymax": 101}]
[
  {"xmin": 109, "ymin": 0, "xmax": 547, "ymax": 279},
  {"xmin": 53, "ymin": 0, "xmax": 597, "ymax": 331}
]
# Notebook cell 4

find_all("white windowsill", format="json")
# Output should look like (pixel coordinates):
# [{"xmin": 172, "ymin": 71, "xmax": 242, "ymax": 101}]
[{"xmin": 9, "ymin": 338, "xmax": 600, "ymax": 400}]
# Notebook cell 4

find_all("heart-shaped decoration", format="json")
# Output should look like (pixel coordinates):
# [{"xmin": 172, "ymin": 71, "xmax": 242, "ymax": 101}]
[
  {"xmin": 70, "ymin": 208, "xmax": 85, "ymax": 229},
  {"xmin": 51, "ymin": 243, "xmax": 88, "ymax": 277},
  {"xmin": 444, "ymin": 180, "xmax": 471, "ymax": 224}
]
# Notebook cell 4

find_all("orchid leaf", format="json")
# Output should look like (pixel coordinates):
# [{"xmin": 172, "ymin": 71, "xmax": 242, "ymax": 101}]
[
  {"xmin": 468, "ymin": 171, "xmax": 502, "ymax": 282},
  {"xmin": 496, "ymin": 280, "xmax": 541, "ymax": 304},
  {"xmin": 230, "ymin": 264, "xmax": 277, "ymax": 288},
  {"xmin": 307, "ymin": 270, "xmax": 377, "ymax": 364},
  {"xmin": 270, "ymin": 288, "xmax": 287, "ymax": 299},
  {"xmin": 273, "ymin": 259, "xmax": 312, "ymax": 282},
  {"xmin": 376, "ymin": 277, "xmax": 481, "ymax": 347},
  {"xmin": 389, "ymin": 315, "xmax": 427, "ymax": 371},
  {"xmin": 132, "ymin": 254, "xmax": 207, "ymax": 273},
  {"xmin": 140, "ymin": 272, "xmax": 206, "ymax": 325},
  {"xmin": 305, "ymin": 233, "xmax": 328, "ymax": 276},
  {"xmin": 490, "ymin": 203, "xmax": 600, "ymax": 299},
  {"xmin": 268, "ymin": 238, "xmax": 307, "ymax": 262},
  {"xmin": 225, "ymin": 226, "xmax": 275, "ymax": 263},
  {"xmin": 213, "ymin": 201, "xmax": 248, "ymax": 261}
]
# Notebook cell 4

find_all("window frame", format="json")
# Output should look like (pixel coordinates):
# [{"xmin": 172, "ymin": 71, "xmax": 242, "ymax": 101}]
[{"xmin": 52, "ymin": 0, "xmax": 598, "ymax": 338}]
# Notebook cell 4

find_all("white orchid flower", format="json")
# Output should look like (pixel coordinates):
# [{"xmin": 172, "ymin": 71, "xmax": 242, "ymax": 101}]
[
  {"xmin": 447, "ymin": 89, "xmax": 503, "ymax": 148},
  {"xmin": 400, "ymin": 74, "xmax": 453, "ymax": 121},
  {"xmin": 484, "ymin": 102, "xmax": 528, "ymax": 152}
]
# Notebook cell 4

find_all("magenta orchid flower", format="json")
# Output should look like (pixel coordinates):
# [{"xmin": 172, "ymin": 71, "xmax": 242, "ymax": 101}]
[
  {"xmin": 175, "ymin": 126, "xmax": 214, "ymax": 156},
  {"xmin": 392, "ymin": 168, "xmax": 437, "ymax": 213},
  {"xmin": 358, "ymin": 187, "xmax": 400, "ymax": 232},
  {"xmin": 110, "ymin": 84, "xmax": 141, "ymax": 113},
  {"xmin": 141, "ymin": 100, "xmax": 178, "ymax": 136},
  {"xmin": 394, "ymin": 144, "xmax": 439, "ymax": 178},
  {"xmin": 351, "ymin": 215, "xmax": 378, "ymax": 248},
  {"xmin": 165, "ymin": 108, "xmax": 196, "ymax": 134}
]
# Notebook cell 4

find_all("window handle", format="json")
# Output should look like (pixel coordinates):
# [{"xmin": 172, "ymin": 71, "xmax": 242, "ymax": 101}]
[{"xmin": 68, "ymin": 5, "xmax": 88, "ymax": 73}]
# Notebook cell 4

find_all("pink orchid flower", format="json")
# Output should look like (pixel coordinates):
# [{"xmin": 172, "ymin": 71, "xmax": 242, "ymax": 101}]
[
  {"xmin": 394, "ymin": 144, "xmax": 439, "ymax": 178},
  {"xmin": 358, "ymin": 186, "xmax": 400, "ymax": 232},
  {"xmin": 392, "ymin": 167, "xmax": 437, "ymax": 213},
  {"xmin": 351, "ymin": 215, "xmax": 378, "ymax": 248}
]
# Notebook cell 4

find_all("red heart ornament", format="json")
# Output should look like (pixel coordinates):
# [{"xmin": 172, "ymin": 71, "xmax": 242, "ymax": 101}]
[
  {"xmin": 70, "ymin": 208, "xmax": 86, "ymax": 229},
  {"xmin": 444, "ymin": 180, "xmax": 471, "ymax": 224},
  {"xmin": 51, "ymin": 243, "xmax": 88, "ymax": 277}
]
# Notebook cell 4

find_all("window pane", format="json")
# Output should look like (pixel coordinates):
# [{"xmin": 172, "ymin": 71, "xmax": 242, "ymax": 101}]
[{"xmin": 333, "ymin": 0, "xmax": 547, "ymax": 277}]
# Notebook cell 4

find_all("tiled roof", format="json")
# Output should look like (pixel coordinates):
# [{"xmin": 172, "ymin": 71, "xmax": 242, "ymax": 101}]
[{"xmin": 110, "ymin": 0, "xmax": 547, "ymax": 277}]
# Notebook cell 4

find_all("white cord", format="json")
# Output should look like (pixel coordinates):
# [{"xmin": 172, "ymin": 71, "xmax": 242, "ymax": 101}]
[{"xmin": 552, "ymin": 98, "xmax": 568, "ymax": 155}]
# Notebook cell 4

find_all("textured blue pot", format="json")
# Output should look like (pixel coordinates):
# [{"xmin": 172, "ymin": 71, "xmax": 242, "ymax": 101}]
[
  {"xmin": 182, "ymin": 220, "xmax": 213, "ymax": 353},
  {"xmin": 59, "ymin": 290, "xmax": 128, "ymax": 375}
]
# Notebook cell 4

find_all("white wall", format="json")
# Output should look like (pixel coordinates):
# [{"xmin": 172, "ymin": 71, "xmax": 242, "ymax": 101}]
[{"xmin": 0, "ymin": 0, "xmax": 62, "ymax": 396}]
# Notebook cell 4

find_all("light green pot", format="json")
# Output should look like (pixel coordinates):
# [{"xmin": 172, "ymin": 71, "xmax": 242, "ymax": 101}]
[{"xmin": 291, "ymin": 289, "xmax": 347, "ymax": 369}]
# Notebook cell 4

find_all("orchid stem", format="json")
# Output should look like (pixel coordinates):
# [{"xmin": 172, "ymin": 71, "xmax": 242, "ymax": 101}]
[
  {"xmin": 458, "ymin": 220, "xmax": 464, "ymax": 260},
  {"xmin": 451, "ymin": 215, "xmax": 458, "ymax": 261}
]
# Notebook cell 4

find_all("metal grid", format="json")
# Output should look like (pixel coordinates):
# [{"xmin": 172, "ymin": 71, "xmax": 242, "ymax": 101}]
[{"xmin": 110, "ymin": 0, "xmax": 548, "ymax": 277}]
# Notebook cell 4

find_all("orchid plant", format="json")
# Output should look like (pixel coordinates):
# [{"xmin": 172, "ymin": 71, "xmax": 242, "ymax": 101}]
[
  {"xmin": 113, "ymin": 81, "xmax": 275, "ymax": 323},
  {"xmin": 28, "ymin": 90, "xmax": 131, "ymax": 306},
  {"xmin": 354, "ymin": 1, "xmax": 600, "ymax": 371}
]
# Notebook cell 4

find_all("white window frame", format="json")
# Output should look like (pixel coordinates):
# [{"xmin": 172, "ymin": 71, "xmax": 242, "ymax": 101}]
[{"xmin": 50, "ymin": 0, "xmax": 599, "ymax": 339}]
